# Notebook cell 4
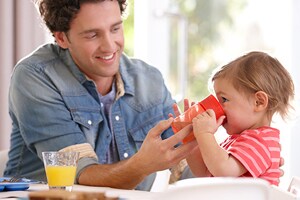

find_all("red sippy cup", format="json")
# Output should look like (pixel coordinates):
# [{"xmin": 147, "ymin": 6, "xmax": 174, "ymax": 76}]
[{"xmin": 171, "ymin": 94, "xmax": 225, "ymax": 144}]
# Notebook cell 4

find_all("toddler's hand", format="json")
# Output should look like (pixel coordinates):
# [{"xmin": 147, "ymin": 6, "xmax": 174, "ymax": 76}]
[{"xmin": 192, "ymin": 109, "xmax": 225, "ymax": 135}]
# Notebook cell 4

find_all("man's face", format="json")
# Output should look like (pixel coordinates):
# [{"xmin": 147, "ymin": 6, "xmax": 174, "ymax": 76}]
[{"xmin": 55, "ymin": 1, "xmax": 124, "ymax": 82}]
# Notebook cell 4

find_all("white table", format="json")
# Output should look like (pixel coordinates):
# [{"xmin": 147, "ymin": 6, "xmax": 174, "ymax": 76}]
[
  {"xmin": 0, "ymin": 177, "xmax": 297, "ymax": 200},
  {"xmin": 0, "ymin": 183, "xmax": 158, "ymax": 200}
]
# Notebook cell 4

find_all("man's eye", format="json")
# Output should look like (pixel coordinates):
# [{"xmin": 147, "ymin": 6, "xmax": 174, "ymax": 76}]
[
  {"xmin": 84, "ymin": 33, "xmax": 97, "ymax": 39},
  {"xmin": 221, "ymin": 97, "xmax": 228, "ymax": 103},
  {"xmin": 112, "ymin": 27, "xmax": 120, "ymax": 32}
]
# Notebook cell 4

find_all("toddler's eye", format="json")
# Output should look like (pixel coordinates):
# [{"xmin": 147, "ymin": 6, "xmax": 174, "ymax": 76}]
[{"xmin": 221, "ymin": 97, "xmax": 228, "ymax": 103}]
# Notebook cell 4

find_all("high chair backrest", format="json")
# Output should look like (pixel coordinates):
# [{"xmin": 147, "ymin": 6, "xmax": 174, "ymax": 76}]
[
  {"xmin": 288, "ymin": 176, "xmax": 300, "ymax": 200},
  {"xmin": 158, "ymin": 177, "xmax": 270, "ymax": 200}
]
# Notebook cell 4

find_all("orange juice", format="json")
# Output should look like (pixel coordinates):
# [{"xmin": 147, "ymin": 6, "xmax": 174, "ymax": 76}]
[{"xmin": 45, "ymin": 166, "xmax": 77, "ymax": 187}]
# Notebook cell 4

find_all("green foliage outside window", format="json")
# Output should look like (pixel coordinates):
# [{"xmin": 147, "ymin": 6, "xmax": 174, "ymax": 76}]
[
  {"xmin": 123, "ymin": 0, "xmax": 246, "ymax": 104},
  {"xmin": 123, "ymin": 0, "xmax": 134, "ymax": 56},
  {"xmin": 172, "ymin": 0, "xmax": 246, "ymax": 101}
]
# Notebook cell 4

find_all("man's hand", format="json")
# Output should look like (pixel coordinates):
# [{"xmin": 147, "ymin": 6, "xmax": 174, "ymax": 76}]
[
  {"xmin": 78, "ymin": 118, "xmax": 197, "ymax": 189},
  {"xmin": 134, "ymin": 118, "xmax": 197, "ymax": 175},
  {"xmin": 279, "ymin": 154, "xmax": 284, "ymax": 177},
  {"xmin": 170, "ymin": 99, "xmax": 196, "ymax": 118}
]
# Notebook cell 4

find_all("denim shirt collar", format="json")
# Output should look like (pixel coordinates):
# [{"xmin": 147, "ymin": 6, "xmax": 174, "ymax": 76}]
[
  {"xmin": 118, "ymin": 54, "xmax": 135, "ymax": 96},
  {"xmin": 57, "ymin": 47, "xmax": 133, "ymax": 99},
  {"xmin": 57, "ymin": 47, "xmax": 87, "ymax": 84}
]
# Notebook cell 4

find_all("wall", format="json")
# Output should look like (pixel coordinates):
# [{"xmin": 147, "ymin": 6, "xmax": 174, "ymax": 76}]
[{"xmin": 0, "ymin": 0, "xmax": 49, "ymax": 150}]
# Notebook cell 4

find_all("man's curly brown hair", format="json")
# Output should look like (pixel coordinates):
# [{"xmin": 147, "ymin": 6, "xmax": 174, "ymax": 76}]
[{"xmin": 34, "ymin": 0, "xmax": 127, "ymax": 33}]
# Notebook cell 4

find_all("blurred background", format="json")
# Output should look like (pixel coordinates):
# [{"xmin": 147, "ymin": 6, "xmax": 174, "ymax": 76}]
[{"xmin": 0, "ymin": 0, "xmax": 299, "ymax": 189}]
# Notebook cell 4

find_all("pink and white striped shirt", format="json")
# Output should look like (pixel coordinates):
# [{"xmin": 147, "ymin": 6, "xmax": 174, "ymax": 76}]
[{"xmin": 220, "ymin": 126, "xmax": 280, "ymax": 185}]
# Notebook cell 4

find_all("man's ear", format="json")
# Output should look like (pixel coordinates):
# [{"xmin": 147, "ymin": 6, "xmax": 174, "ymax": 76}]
[
  {"xmin": 53, "ymin": 32, "xmax": 69, "ymax": 49},
  {"xmin": 254, "ymin": 91, "xmax": 268, "ymax": 111}
]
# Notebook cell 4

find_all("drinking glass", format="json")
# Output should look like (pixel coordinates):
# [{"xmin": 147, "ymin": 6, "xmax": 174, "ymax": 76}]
[
  {"xmin": 42, "ymin": 151, "xmax": 79, "ymax": 191},
  {"xmin": 172, "ymin": 94, "xmax": 225, "ymax": 143}
]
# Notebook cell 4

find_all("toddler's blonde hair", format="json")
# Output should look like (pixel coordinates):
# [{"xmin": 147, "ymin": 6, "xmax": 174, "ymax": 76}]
[{"xmin": 210, "ymin": 51, "xmax": 294, "ymax": 120}]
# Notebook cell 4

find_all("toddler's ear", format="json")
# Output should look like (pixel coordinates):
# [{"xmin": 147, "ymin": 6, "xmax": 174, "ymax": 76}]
[{"xmin": 254, "ymin": 91, "xmax": 268, "ymax": 111}]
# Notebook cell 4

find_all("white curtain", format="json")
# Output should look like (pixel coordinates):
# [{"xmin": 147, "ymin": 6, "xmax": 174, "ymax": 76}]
[{"xmin": 0, "ymin": 0, "xmax": 49, "ymax": 150}]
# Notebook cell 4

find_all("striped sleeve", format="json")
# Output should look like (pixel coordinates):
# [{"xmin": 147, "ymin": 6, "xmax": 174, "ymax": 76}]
[{"xmin": 227, "ymin": 131, "xmax": 272, "ymax": 177}]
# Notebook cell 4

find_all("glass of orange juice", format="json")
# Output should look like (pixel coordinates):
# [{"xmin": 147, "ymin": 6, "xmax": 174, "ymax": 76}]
[{"xmin": 42, "ymin": 151, "xmax": 79, "ymax": 191}]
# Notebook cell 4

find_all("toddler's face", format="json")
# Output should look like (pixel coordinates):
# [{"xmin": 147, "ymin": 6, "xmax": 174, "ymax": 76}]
[{"xmin": 213, "ymin": 78, "xmax": 258, "ymax": 135}]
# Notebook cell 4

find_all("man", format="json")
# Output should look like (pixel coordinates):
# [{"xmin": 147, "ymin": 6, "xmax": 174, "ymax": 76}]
[{"xmin": 4, "ymin": 0, "xmax": 197, "ymax": 190}]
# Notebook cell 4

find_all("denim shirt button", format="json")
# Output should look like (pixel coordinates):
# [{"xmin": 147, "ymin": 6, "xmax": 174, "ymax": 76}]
[
  {"xmin": 88, "ymin": 120, "xmax": 92, "ymax": 125},
  {"xmin": 115, "ymin": 115, "xmax": 120, "ymax": 121},
  {"xmin": 123, "ymin": 152, "xmax": 128, "ymax": 158}
]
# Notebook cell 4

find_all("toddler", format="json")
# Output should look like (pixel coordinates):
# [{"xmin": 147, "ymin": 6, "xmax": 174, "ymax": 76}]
[{"xmin": 187, "ymin": 51, "xmax": 294, "ymax": 185}]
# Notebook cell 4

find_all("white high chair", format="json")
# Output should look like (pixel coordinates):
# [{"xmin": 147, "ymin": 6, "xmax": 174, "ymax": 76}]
[
  {"xmin": 288, "ymin": 176, "xmax": 300, "ymax": 200},
  {"xmin": 157, "ymin": 177, "xmax": 270, "ymax": 200},
  {"xmin": 155, "ymin": 177, "xmax": 300, "ymax": 200}
]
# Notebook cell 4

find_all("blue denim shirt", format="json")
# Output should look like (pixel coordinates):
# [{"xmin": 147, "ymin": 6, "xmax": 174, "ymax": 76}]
[{"xmin": 5, "ymin": 43, "xmax": 175, "ymax": 191}]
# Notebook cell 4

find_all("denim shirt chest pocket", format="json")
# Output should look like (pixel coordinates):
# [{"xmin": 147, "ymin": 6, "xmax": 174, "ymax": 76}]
[
  {"xmin": 62, "ymin": 93, "xmax": 103, "ymax": 148},
  {"xmin": 127, "ymin": 106, "xmax": 166, "ymax": 151}
]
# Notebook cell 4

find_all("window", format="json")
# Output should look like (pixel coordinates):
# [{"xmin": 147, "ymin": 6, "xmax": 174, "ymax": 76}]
[{"xmin": 132, "ymin": 0, "xmax": 298, "ymax": 188}]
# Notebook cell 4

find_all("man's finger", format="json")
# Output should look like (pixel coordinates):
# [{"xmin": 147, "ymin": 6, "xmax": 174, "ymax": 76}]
[
  {"xmin": 184, "ymin": 99, "xmax": 190, "ymax": 112},
  {"xmin": 172, "ymin": 103, "xmax": 181, "ymax": 117},
  {"xmin": 166, "ymin": 124, "xmax": 193, "ymax": 145},
  {"xmin": 148, "ymin": 118, "xmax": 173, "ymax": 138},
  {"xmin": 172, "ymin": 140, "xmax": 198, "ymax": 161},
  {"xmin": 280, "ymin": 157, "xmax": 284, "ymax": 166}
]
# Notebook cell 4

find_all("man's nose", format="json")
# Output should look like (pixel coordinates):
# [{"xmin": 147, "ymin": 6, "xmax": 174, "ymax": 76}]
[{"xmin": 99, "ymin": 33, "xmax": 114, "ymax": 51}]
